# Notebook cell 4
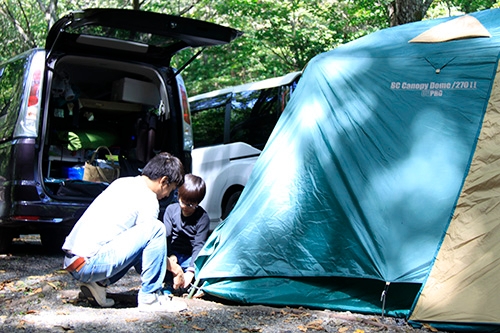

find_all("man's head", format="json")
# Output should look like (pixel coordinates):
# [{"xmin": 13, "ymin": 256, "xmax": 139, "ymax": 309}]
[
  {"xmin": 142, "ymin": 152, "xmax": 185, "ymax": 199},
  {"xmin": 178, "ymin": 174, "xmax": 206, "ymax": 216}
]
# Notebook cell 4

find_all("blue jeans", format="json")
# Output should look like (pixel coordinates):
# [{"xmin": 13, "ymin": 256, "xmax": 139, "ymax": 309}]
[
  {"xmin": 66, "ymin": 220, "xmax": 167, "ymax": 295},
  {"xmin": 173, "ymin": 252, "xmax": 192, "ymax": 272}
]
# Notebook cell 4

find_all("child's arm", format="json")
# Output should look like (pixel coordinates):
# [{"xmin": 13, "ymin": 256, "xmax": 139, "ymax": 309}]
[{"xmin": 167, "ymin": 256, "xmax": 185, "ymax": 289}]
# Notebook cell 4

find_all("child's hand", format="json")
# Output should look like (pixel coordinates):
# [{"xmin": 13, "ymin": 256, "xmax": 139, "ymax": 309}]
[
  {"xmin": 167, "ymin": 256, "xmax": 185, "ymax": 289},
  {"xmin": 173, "ymin": 271, "xmax": 185, "ymax": 290},
  {"xmin": 183, "ymin": 271, "xmax": 195, "ymax": 288}
]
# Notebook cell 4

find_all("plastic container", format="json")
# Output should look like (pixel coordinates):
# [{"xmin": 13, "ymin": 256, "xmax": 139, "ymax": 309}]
[{"xmin": 65, "ymin": 165, "xmax": 85, "ymax": 180}]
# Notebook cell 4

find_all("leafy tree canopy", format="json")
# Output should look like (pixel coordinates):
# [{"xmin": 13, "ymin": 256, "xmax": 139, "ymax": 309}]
[{"xmin": 1, "ymin": 0, "xmax": 499, "ymax": 96}]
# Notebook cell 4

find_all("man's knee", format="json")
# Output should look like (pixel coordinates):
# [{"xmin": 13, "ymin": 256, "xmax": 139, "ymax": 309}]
[
  {"xmin": 153, "ymin": 219, "xmax": 166, "ymax": 237},
  {"xmin": 141, "ymin": 219, "xmax": 166, "ymax": 238}
]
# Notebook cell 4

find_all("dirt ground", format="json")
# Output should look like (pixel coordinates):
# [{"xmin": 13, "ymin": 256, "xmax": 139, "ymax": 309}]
[{"xmin": 0, "ymin": 235, "xmax": 450, "ymax": 333}]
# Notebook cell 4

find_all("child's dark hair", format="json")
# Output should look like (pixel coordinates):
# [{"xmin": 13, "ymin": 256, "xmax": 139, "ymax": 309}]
[
  {"xmin": 178, "ymin": 174, "xmax": 206, "ymax": 203},
  {"xmin": 141, "ymin": 152, "xmax": 185, "ymax": 186}
]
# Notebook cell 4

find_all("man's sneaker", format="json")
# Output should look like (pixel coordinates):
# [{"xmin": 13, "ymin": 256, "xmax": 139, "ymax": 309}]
[
  {"xmin": 80, "ymin": 282, "xmax": 115, "ymax": 308},
  {"xmin": 138, "ymin": 292, "xmax": 187, "ymax": 312}
]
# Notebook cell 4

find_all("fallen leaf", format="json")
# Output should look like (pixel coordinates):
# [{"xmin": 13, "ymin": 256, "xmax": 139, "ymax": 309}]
[
  {"xmin": 47, "ymin": 282, "xmax": 59, "ymax": 289},
  {"xmin": 25, "ymin": 310, "xmax": 38, "ymax": 314},
  {"xmin": 298, "ymin": 325, "xmax": 307, "ymax": 332},
  {"xmin": 192, "ymin": 325, "xmax": 205, "ymax": 331},
  {"xmin": 28, "ymin": 275, "xmax": 43, "ymax": 280},
  {"xmin": 307, "ymin": 319, "xmax": 323, "ymax": 326},
  {"xmin": 242, "ymin": 328, "xmax": 262, "ymax": 332},
  {"xmin": 422, "ymin": 323, "xmax": 439, "ymax": 332},
  {"xmin": 16, "ymin": 320, "xmax": 26, "ymax": 329},
  {"xmin": 0, "ymin": 279, "xmax": 13, "ymax": 290},
  {"xmin": 338, "ymin": 327, "xmax": 350, "ymax": 333},
  {"xmin": 125, "ymin": 318, "xmax": 139, "ymax": 322},
  {"xmin": 354, "ymin": 330, "xmax": 365, "ymax": 333},
  {"xmin": 305, "ymin": 319, "xmax": 325, "ymax": 331}
]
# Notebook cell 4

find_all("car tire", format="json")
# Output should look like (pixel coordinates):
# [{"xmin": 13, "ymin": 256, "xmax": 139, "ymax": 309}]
[
  {"xmin": 40, "ymin": 230, "xmax": 68, "ymax": 254},
  {"xmin": 222, "ymin": 190, "xmax": 242, "ymax": 220},
  {"xmin": 0, "ymin": 230, "xmax": 14, "ymax": 254}
]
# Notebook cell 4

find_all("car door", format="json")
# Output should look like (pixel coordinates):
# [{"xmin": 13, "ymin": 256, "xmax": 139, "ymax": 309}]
[{"xmin": 45, "ymin": 8, "xmax": 242, "ymax": 66}]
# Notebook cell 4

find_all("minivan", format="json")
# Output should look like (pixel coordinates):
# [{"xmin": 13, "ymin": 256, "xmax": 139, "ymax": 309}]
[
  {"xmin": 0, "ymin": 8, "xmax": 241, "ymax": 252},
  {"xmin": 189, "ymin": 71, "xmax": 301, "ymax": 229}
]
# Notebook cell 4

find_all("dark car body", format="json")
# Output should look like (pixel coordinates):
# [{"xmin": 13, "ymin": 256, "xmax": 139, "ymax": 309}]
[{"xmin": 0, "ymin": 8, "xmax": 241, "ymax": 252}]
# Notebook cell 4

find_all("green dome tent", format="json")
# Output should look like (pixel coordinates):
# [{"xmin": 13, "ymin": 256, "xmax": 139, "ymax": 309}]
[{"xmin": 195, "ymin": 8, "xmax": 500, "ymax": 331}]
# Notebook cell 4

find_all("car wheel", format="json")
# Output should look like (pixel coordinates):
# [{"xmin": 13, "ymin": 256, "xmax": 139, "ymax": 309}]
[
  {"xmin": 0, "ymin": 230, "xmax": 14, "ymax": 254},
  {"xmin": 41, "ymin": 230, "xmax": 68, "ymax": 254},
  {"xmin": 222, "ymin": 190, "xmax": 242, "ymax": 220}
]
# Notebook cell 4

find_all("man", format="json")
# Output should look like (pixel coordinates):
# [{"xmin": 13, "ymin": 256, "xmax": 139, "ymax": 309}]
[{"xmin": 62, "ymin": 152, "xmax": 187, "ymax": 312}]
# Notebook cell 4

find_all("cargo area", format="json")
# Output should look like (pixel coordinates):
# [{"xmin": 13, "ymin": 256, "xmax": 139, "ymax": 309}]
[{"xmin": 42, "ymin": 56, "xmax": 174, "ymax": 199}]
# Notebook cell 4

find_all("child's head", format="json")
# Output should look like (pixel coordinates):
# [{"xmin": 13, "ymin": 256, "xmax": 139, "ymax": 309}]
[{"xmin": 178, "ymin": 174, "xmax": 206, "ymax": 209}]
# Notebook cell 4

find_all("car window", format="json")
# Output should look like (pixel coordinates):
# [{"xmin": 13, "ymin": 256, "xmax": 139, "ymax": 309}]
[
  {"xmin": 191, "ymin": 93, "xmax": 231, "ymax": 147},
  {"xmin": 229, "ymin": 87, "xmax": 280, "ymax": 150},
  {"xmin": 67, "ymin": 25, "xmax": 180, "ymax": 49},
  {"xmin": 0, "ymin": 56, "xmax": 27, "ymax": 141}
]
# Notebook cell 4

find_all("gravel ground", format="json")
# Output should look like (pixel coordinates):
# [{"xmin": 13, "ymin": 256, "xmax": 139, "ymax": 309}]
[{"xmin": 0, "ymin": 236, "xmax": 450, "ymax": 333}]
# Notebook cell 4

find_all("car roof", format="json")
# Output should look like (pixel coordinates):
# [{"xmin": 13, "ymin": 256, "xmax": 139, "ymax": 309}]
[
  {"xmin": 46, "ymin": 8, "xmax": 243, "ymax": 65},
  {"xmin": 188, "ymin": 71, "xmax": 302, "ymax": 103}
]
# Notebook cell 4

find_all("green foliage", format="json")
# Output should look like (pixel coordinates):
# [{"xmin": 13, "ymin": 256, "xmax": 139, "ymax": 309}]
[
  {"xmin": 2, "ymin": 0, "xmax": 499, "ymax": 95},
  {"xmin": 450, "ymin": 0, "xmax": 499, "ymax": 12},
  {"xmin": 173, "ymin": 0, "xmax": 392, "ymax": 96}
]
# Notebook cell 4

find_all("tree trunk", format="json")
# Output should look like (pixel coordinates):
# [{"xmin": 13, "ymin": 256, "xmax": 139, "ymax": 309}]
[{"xmin": 388, "ymin": 0, "xmax": 435, "ymax": 26}]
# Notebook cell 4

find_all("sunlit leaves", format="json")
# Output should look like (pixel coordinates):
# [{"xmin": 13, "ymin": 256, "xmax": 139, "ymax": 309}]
[{"xmin": 2, "ymin": 0, "xmax": 500, "ymax": 94}]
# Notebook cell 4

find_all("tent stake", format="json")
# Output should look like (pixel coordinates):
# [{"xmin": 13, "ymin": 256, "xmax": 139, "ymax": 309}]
[
  {"xmin": 380, "ymin": 282, "xmax": 391, "ymax": 319},
  {"xmin": 187, "ymin": 278, "xmax": 202, "ymax": 299}
]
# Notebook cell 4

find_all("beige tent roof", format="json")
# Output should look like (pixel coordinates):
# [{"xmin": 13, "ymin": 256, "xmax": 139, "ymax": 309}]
[{"xmin": 410, "ymin": 15, "xmax": 491, "ymax": 43}]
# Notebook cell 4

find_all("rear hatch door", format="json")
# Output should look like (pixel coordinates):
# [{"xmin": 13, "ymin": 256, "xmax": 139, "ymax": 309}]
[{"xmin": 46, "ymin": 8, "xmax": 242, "ymax": 65}]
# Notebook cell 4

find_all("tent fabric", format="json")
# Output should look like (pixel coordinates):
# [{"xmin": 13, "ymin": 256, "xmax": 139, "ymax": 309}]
[
  {"xmin": 195, "ymin": 8, "xmax": 500, "ymax": 330},
  {"xmin": 410, "ymin": 15, "xmax": 491, "ymax": 43},
  {"xmin": 410, "ymin": 66, "xmax": 500, "ymax": 324}
]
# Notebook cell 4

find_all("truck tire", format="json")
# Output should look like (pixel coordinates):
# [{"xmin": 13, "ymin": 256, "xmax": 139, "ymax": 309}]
[{"xmin": 222, "ymin": 190, "xmax": 242, "ymax": 220}]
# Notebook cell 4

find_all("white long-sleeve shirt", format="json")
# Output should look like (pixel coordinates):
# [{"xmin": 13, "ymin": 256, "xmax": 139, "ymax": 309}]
[{"xmin": 62, "ymin": 176, "xmax": 159, "ymax": 257}]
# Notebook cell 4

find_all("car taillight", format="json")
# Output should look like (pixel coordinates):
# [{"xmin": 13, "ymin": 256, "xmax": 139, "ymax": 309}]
[
  {"xmin": 181, "ymin": 88, "xmax": 191, "ymax": 124},
  {"xmin": 176, "ymin": 75, "xmax": 193, "ymax": 151},
  {"xmin": 14, "ymin": 50, "xmax": 45, "ymax": 138},
  {"xmin": 28, "ymin": 70, "xmax": 41, "ymax": 107},
  {"xmin": 12, "ymin": 215, "xmax": 40, "ymax": 221}
]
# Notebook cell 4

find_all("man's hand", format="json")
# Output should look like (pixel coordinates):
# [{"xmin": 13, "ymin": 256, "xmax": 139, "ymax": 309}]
[
  {"xmin": 183, "ymin": 271, "xmax": 195, "ymax": 289},
  {"xmin": 167, "ymin": 256, "xmax": 185, "ymax": 289}
]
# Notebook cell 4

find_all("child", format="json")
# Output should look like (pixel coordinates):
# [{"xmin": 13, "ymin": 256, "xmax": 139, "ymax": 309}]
[{"xmin": 163, "ymin": 174, "xmax": 209, "ymax": 292}]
